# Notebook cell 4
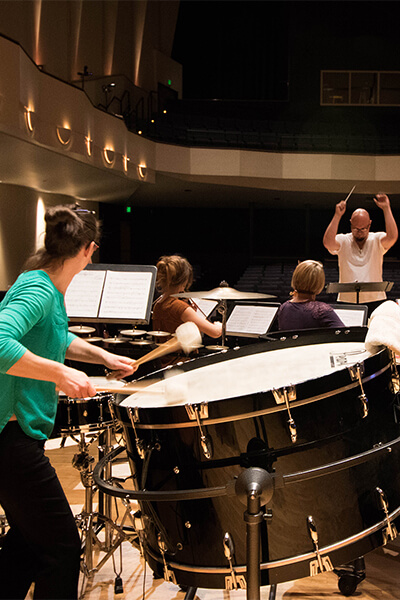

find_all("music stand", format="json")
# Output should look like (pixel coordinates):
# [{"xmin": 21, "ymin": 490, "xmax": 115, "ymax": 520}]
[{"xmin": 326, "ymin": 281, "xmax": 393, "ymax": 304}]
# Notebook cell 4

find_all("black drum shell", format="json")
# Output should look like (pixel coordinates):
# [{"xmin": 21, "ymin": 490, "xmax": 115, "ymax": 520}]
[
  {"xmin": 112, "ymin": 328, "xmax": 400, "ymax": 588},
  {"xmin": 55, "ymin": 393, "xmax": 114, "ymax": 434}
]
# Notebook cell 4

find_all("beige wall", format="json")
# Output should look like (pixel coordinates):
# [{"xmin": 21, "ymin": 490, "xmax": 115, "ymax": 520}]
[
  {"xmin": 0, "ymin": 184, "xmax": 99, "ymax": 290},
  {"xmin": 0, "ymin": 0, "xmax": 181, "ymax": 94}
]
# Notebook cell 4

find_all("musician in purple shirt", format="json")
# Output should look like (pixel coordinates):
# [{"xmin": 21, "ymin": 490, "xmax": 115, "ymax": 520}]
[{"xmin": 277, "ymin": 260, "xmax": 345, "ymax": 331}]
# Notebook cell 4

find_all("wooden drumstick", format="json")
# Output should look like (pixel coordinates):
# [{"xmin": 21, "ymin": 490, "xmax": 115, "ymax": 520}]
[
  {"xmin": 93, "ymin": 382, "xmax": 164, "ymax": 394},
  {"xmin": 106, "ymin": 322, "xmax": 202, "ymax": 379}
]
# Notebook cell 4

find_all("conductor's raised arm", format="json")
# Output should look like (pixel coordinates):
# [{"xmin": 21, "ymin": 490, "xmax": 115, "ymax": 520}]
[{"xmin": 323, "ymin": 200, "xmax": 347, "ymax": 253}]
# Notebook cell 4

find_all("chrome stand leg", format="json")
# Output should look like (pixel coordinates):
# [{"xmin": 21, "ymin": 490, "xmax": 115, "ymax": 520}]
[
  {"xmin": 73, "ymin": 430, "xmax": 131, "ymax": 598},
  {"xmin": 184, "ymin": 587, "xmax": 197, "ymax": 600}
]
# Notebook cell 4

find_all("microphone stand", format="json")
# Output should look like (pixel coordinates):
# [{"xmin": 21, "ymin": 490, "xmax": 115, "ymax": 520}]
[{"xmin": 235, "ymin": 468, "xmax": 274, "ymax": 600}]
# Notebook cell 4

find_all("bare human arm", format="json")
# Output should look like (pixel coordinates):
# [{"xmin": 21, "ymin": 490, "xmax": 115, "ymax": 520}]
[
  {"xmin": 323, "ymin": 200, "xmax": 347, "ymax": 253},
  {"xmin": 181, "ymin": 306, "xmax": 223, "ymax": 338},
  {"xmin": 65, "ymin": 336, "xmax": 137, "ymax": 379},
  {"xmin": 374, "ymin": 193, "xmax": 398, "ymax": 250},
  {"xmin": 7, "ymin": 350, "xmax": 99, "ymax": 398},
  {"xmin": 6, "ymin": 337, "xmax": 137, "ymax": 398}
]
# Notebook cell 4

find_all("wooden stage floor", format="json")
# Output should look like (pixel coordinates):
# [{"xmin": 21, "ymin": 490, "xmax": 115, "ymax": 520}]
[{"xmin": 40, "ymin": 434, "xmax": 400, "ymax": 600}]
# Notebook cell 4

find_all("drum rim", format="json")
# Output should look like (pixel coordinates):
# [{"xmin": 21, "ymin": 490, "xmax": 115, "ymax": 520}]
[
  {"xmin": 147, "ymin": 505, "xmax": 400, "ymax": 576},
  {"xmin": 113, "ymin": 359, "xmax": 391, "ymax": 429}
]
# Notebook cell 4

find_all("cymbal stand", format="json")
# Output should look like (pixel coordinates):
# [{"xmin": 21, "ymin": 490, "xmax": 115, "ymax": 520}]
[
  {"xmin": 217, "ymin": 299, "xmax": 228, "ymax": 348},
  {"xmin": 73, "ymin": 426, "xmax": 132, "ymax": 598}
]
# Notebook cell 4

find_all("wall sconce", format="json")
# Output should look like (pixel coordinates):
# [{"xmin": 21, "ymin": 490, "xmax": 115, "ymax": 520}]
[
  {"xmin": 56, "ymin": 126, "xmax": 71, "ymax": 145},
  {"xmin": 103, "ymin": 147, "xmax": 115, "ymax": 165},
  {"xmin": 85, "ymin": 135, "xmax": 92, "ymax": 157},
  {"xmin": 122, "ymin": 155, "xmax": 130, "ymax": 172},
  {"xmin": 24, "ymin": 107, "xmax": 35, "ymax": 132},
  {"xmin": 138, "ymin": 164, "xmax": 147, "ymax": 180}
]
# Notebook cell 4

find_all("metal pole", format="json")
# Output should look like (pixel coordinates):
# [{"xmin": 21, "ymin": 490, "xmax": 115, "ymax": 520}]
[
  {"xmin": 235, "ymin": 468, "xmax": 274, "ymax": 600},
  {"xmin": 244, "ymin": 490, "xmax": 264, "ymax": 600}
]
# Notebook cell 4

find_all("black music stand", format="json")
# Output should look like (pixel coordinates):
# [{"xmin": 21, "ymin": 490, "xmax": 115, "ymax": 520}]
[{"xmin": 326, "ymin": 281, "xmax": 393, "ymax": 304}]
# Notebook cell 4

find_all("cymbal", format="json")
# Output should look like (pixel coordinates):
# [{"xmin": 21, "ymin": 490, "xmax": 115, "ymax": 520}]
[
  {"xmin": 147, "ymin": 330, "xmax": 172, "ymax": 338},
  {"xmin": 102, "ymin": 336, "xmax": 130, "ymax": 344},
  {"xmin": 119, "ymin": 329, "xmax": 147, "ymax": 337},
  {"xmin": 173, "ymin": 286, "xmax": 275, "ymax": 301},
  {"xmin": 68, "ymin": 325, "xmax": 96, "ymax": 334},
  {"xmin": 82, "ymin": 336, "xmax": 103, "ymax": 343}
]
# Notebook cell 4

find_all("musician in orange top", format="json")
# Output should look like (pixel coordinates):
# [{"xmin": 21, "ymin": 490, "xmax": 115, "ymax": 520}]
[{"xmin": 152, "ymin": 255, "xmax": 222, "ymax": 339}]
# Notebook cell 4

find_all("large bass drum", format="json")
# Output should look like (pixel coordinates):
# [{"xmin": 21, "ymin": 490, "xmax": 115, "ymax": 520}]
[{"xmin": 111, "ymin": 328, "xmax": 400, "ymax": 589}]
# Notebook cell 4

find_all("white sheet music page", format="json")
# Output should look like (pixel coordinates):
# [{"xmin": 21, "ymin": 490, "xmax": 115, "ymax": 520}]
[
  {"xmin": 98, "ymin": 270, "xmax": 153, "ymax": 320},
  {"xmin": 334, "ymin": 308, "xmax": 365, "ymax": 327},
  {"xmin": 65, "ymin": 270, "xmax": 106, "ymax": 318},
  {"xmin": 227, "ymin": 305, "xmax": 278, "ymax": 336},
  {"xmin": 192, "ymin": 299, "xmax": 218, "ymax": 317}
]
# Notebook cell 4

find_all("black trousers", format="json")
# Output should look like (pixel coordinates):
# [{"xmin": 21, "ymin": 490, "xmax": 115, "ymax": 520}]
[{"xmin": 0, "ymin": 421, "xmax": 81, "ymax": 599}]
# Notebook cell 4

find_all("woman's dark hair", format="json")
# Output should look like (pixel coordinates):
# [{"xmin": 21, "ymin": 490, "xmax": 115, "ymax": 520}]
[
  {"xmin": 24, "ymin": 204, "xmax": 101, "ymax": 271},
  {"xmin": 155, "ymin": 255, "xmax": 193, "ymax": 294}
]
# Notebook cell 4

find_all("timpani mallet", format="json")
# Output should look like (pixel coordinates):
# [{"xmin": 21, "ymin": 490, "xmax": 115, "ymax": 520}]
[{"xmin": 105, "ymin": 321, "xmax": 202, "ymax": 380}]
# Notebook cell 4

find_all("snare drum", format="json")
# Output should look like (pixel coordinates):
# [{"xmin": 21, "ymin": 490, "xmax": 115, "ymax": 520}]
[
  {"xmin": 56, "ymin": 390, "xmax": 114, "ymax": 434},
  {"xmin": 112, "ymin": 328, "xmax": 400, "ymax": 589}
]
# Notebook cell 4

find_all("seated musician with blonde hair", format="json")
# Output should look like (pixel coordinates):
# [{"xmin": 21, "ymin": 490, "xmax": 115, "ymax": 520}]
[{"xmin": 277, "ymin": 260, "xmax": 345, "ymax": 330}]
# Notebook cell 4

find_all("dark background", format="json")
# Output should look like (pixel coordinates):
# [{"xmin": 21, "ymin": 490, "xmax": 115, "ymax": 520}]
[{"xmin": 100, "ymin": 1, "xmax": 400, "ymax": 289}]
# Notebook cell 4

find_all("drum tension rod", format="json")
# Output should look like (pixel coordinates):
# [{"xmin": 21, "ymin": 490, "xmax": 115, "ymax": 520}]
[
  {"xmin": 307, "ymin": 515, "xmax": 333, "ymax": 577},
  {"xmin": 157, "ymin": 533, "xmax": 177, "ymax": 585},
  {"xmin": 223, "ymin": 532, "xmax": 246, "ymax": 590},
  {"xmin": 127, "ymin": 407, "xmax": 146, "ymax": 459},
  {"xmin": 348, "ymin": 363, "xmax": 368, "ymax": 418},
  {"xmin": 186, "ymin": 403, "xmax": 213, "ymax": 459},
  {"xmin": 389, "ymin": 350, "xmax": 400, "ymax": 394},
  {"xmin": 273, "ymin": 387, "xmax": 297, "ymax": 443},
  {"xmin": 376, "ymin": 487, "xmax": 398, "ymax": 544}
]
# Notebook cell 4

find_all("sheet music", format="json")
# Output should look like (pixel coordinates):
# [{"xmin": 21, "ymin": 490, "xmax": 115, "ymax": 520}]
[
  {"xmin": 65, "ymin": 270, "xmax": 105, "ymax": 318},
  {"xmin": 334, "ymin": 308, "xmax": 366, "ymax": 327},
  {"xmin": 192, "ymin": 299, "xmax": 218, "ymax": 317},
  {"xmin": 98, "ymin": 271, "xmax": 153, "ymax": 320},
  {"xmin": 226, "ymin": 305, "xmax": 279, "ymax": 336}
]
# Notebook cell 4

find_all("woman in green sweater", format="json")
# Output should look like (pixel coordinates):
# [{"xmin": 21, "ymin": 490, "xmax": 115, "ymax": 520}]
[{"xmin": 0, "ymin": 204, "xmax": 136, "ymax": 599}]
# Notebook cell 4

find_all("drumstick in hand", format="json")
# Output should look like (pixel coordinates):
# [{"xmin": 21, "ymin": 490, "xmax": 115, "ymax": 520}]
[{"xmin": 106, "ymin": 322, "xmax": 202, "ymax": 379}]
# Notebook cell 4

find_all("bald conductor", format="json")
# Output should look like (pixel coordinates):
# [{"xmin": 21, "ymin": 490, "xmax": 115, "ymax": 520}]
[{"xmin": 323, "ymin": 193, "xmax": 398, "ymax": 310}]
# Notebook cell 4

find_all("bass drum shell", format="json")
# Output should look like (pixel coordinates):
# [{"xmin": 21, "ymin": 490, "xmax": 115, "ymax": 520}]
[{"xmin": 112, "ymin": 328, "xmax": 400, "ymax": 588}]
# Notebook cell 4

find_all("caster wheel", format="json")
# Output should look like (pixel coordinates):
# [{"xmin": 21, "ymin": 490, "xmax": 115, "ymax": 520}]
[{"xmin": 338, "ymin": 573, "xmax": 358, "ymax": 596}]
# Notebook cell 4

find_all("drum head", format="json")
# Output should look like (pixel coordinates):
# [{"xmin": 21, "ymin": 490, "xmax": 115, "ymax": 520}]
[{"xmin": 120, "ymin": 339, "xmax": 371, "ymax": 409}]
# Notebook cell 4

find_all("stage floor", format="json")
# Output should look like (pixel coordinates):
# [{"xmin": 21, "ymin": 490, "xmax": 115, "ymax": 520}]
[{"xmin": 39, "ymin": 435, "xmax": 400, "ymax": 600}]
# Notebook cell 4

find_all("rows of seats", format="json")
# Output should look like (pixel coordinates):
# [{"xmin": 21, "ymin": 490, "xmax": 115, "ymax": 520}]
[
  {"xmin": 140, "ymin": 110, "xmax": 400, "ymax": 155},
  {"xmin": 235, "ymin": 260, "xmax": 400, "ymax": 304},
  {"xmin": 145, "ymin": 123, "xmax": 400, "ymax": 154}
]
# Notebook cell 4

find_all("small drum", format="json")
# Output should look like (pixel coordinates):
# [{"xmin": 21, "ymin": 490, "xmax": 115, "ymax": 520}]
[
  {"xmin": 112, "ymin": 328, "xmax": 400, "ymax": 589},
  {"xmin": 56, "ymin": 391, "xmax": 114, "ymax": 434}
]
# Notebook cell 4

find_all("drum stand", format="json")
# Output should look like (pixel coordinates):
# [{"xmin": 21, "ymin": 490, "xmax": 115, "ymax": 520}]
[
  {"xmin": 182, "ymin": 468, "xmax": 274, "ymax": 600},
  {"xmin": 72, "ymin": 426, "xmax": 134, "ymax": 599}
]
